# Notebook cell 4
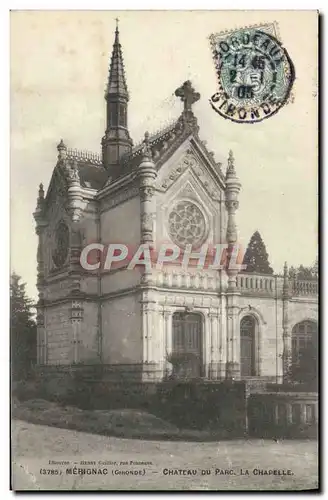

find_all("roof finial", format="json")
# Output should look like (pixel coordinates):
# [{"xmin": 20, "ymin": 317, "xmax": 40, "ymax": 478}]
[
  {"xmin": 115, "ymin": 17, "xmax": 119, "ymax": 32},
  {"xmin": 38, "ymin": 183, "xmax": 44, "ymax": 198},
  {"xmin": 36, "ymin": 182, "xmax": 45, "ymax": 209},
  {"xmin": 226, "ymin": 150, "xmax": 236, "ymax": 176},
  {"xmin": 283, "ymin": 261, "xmax": 289, "ymax": 295},
  {"xmin": 141, "ymin": 131, "xmax": 152, "ymax": 160},
  {"xmin": 175, "ymin": 80, "xmax": 200, "ymax": 113},
  {"xmin": 57, "ymin": 139, "xmax": 67, "ymax": 160}
]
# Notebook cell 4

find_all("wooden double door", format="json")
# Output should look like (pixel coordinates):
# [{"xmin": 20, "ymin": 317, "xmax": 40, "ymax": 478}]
[{"xmin": 172, "ymin": 312, "xmax": 203, "ymax": 378}]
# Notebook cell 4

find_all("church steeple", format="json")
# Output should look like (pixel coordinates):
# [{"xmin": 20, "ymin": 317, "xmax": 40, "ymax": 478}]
[{"xmin": 102, "ymin": 20, "xmax": 133, "ymax": 175}]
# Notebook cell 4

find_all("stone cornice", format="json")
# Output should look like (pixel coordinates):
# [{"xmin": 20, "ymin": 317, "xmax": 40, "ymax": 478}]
[{"xmin": 97, "ymin": 171, "xmax": 137, "ymax": 200}]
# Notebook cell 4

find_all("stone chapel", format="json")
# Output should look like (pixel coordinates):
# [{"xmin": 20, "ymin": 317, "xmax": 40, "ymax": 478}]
[{"xmin": 34, "ymin": 25, "xmax": 318, "ymax": 385}]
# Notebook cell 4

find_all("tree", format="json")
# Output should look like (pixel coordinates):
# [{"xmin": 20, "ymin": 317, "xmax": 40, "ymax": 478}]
[
  {"xmin": 242, "ymin": 231, "xmax": 274, "ymax": 275},
  {"xmin": 288, "ymin": 257, "xmax": 318, "ymax": 281},
  {"xmin": 10, "ymin": 272, "xmax": 37, "ymax": 380}
]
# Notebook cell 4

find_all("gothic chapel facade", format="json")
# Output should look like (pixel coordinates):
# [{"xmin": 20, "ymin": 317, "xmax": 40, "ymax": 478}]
[{"xmin": 34, "ymin": 26, "xmax": 318, "ymax": 384}]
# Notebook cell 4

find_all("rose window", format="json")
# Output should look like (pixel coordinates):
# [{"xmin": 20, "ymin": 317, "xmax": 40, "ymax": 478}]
[{"xmin": 168, "ymin": 201, "xmax": 207, "ymax": 248}]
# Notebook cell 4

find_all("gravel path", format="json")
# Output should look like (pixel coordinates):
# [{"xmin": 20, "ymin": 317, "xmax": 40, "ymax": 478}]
[{"xmin": 12, "ymin": 420, "xmax": 319, "ymax": 491}]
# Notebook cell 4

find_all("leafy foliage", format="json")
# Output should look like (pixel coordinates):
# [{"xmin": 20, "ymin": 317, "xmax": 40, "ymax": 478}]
[
  {"xmin": 242, "ymin": 231, "xmax": 274, "ymax": 275},
  {"xmin": 10, "ymin": 272, "xmax": 36, "ymax": 379},
  {"xmin": 289, "ymin": 257, "xmax": 318, "ymax": 281}
]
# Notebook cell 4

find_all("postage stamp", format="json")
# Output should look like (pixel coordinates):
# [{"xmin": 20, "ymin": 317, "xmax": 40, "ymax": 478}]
[
  {"xmin": 209, "ymin": 23, "xmax": 295, "ymax": 123},
  {"xmin": 10, "ymin": 11, "xmax": 318, "ymax": 493}
]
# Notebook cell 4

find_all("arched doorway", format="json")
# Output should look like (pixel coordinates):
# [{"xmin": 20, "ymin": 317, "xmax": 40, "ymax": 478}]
[
  {"xmin": 291, "ymin": 320, "xmax": 317, "ymax": 384},
  {"xmin": 240, "ymin": 316, "xmax": 257, "ymax": 377},
  {"xmin": 171, "ymin": 312, "xmax": 203, "ymax": 378}
]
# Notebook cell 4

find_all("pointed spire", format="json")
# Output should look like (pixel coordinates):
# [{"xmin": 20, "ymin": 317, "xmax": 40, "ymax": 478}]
[
  {"xmin": 102, "ymin": 22, "xmax": 133, "ymax": 172},
  {"xmin": 106, "ymin": 20, "xmax": 129, "ymax": 99}
]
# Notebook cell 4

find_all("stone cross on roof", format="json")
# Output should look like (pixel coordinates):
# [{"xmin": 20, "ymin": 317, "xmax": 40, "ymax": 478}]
[{"xmin": 175, "ymin": 80, "xmax": 200, "ymax": 112}]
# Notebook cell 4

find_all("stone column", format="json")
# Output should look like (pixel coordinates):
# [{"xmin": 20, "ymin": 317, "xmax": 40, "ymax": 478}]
[
  {"xmin": 219, "ymin": 296, "xmax": 226, "ymax": 379},
  {"xmin": 224, "ymin": 151, "xmax": 241, "ymax": 380},
  {"xmin": 66, "ymin": 160, "xmax": 83, "ymax": 222},
  {"xmin": 140, "ymin": 289, "xmax": 158, "ymax": 381},
  {"xmin": 282, "ymin": 262, "xmax": 292, "ymax": 382},
  {"xmin": 33, "ymin": 183, "xmax": 48, "ymax": 365},
  {"xmin": 286, "ymin": 403, "xmax": 293, "ymax": 425},
  {"xmin": 157, "ymin": 309, "xmax": 165, "ymax": 378},
  {"xmin": 137, "ymin": 132, "xmax": 157, "ymax": 285},
  {"xmin": 164, "ymin": 310, "xmax": 173, "ymax": 378},
  {"xmin": 300, "ymin": 404, "xmax": 307, "ymax": 425},
  {"xmin": 209, "ymin": 310, "xmax": 219, "ymax": 379}
]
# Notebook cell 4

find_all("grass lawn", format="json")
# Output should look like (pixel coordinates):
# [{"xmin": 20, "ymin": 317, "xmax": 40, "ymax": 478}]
[{"xmin": 12, "ymin": 419, "xmax": 318, "ymax": 491}]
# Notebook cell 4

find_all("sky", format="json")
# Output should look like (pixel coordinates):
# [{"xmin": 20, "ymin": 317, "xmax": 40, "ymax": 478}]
[{"xmin": 10, "ymin": 10, "xmax": 318, "ymax": 300}]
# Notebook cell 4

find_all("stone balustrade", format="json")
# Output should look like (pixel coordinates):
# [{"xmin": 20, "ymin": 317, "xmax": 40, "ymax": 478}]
[
  {"xmin": 237, "ymin": 273, "xmax": 318, "ymax": 299},
  {"xmin": 236, "ymin": 273, "xmax": 277, "ymax": 296},
  {"xmin": 153, "ymin": 270, "xmax": 318, "ymax": 298},
  {"xmin": 155, "ymin": 270, "xmax": 221, "ymax": 291},
  {"xmin": 290, "ymin": 279, "xmax": 318, "ymax": 297},
  {"xmin": 248, "ymin": 391, "xmax": 318, "ymax": 438}
]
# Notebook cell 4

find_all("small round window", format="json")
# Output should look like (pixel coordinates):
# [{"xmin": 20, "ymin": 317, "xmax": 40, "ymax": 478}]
[{"xmin": 168, "ymin": 201, "xmax": 207, "ymax": 248}]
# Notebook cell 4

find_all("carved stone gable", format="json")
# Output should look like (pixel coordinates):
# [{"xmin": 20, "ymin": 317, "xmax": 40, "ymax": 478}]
[
  {"xmin": 44, "ymin": 168, "xmax": 69, "ymax": 221},
  {"xmin": 157, "ymin": 149, "xmax": 222, "ymax": 202}
]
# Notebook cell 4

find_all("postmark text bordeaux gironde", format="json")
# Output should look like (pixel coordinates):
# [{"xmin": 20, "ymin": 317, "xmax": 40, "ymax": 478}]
[{"xmin": 209, "ymin": 24, "xmax": 295, "ymax": 123}]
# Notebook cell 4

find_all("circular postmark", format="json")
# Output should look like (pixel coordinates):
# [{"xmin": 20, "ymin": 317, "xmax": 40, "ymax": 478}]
[{"xmin": 210, "ymin": 28, "xmax": 295, "ymax": 123}]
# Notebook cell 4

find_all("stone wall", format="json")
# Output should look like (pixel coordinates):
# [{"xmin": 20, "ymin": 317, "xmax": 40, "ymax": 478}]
[
  {"xmin": 101, "ymin": 293, "xmax": 142, "ymax": 364},
  {"xmin": 45, "ymin": 303, "xmax": 72, "ymax": 365}
]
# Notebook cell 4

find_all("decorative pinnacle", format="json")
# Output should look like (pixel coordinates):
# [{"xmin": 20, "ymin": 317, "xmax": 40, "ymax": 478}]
[
  {"xmin": 175, "ymin": 80, "xmax": 200, "ymax": 113},
  {"xmin": 57, "ymin": 139, "xmax": 67, "ymax": 151},
  {"xmin": 283, "ymin": 261, "xmax": 289, "ymax": 295},
  {"xmin": 57, "ymin": 139, "xmax": 67, "ymax": 160},
  {"xmin": 38, "ymin": 183, "xmax": 44, "ymax": 198},
  {"xmin": 141, "ymin": 131, "xmax": 153, "ymax": 160},
  {"xmin": 226, "ymin": 150, "xmax": 236, "ymax": 176},
  {"xmin": 36, "ymin": 183, "xmax": 45, "ymax": 209}
]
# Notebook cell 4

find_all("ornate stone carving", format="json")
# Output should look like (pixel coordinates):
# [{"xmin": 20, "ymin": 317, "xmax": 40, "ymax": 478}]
[
  {"xmin": 52, "ymin": 220, "xmax": 70, "ymax": 268},
  {"xmin": 141, "ymin": 131, "xmax": 153, "ymax": 159},
  {"xmin": 70, "ymin": 300, "xmax": 84, "ymax": 323},
  {"xmin": 168, "ymin": 201, "xmax": 207, "ymax": 249},
  {"xmin": 141, "ymin": 213, "xmax": 154, "ymax": 234},
  {"xmin": 225, "ymin": 200, "xmax": 239, "ymax": 211},
  {"xmin": 159, "ymin": 151, "xmax": 221, "ymax": 202},
  {"xmin": 139, "ymin": 186, "xmax": 154, "ymax": 202},
  {"xmin": 160, "ymin": 152, "xmax": 196, "ymax": 191},
  {"xmin": 65, "ymin": 161, "xmax": 80, "ymax": 183}
]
